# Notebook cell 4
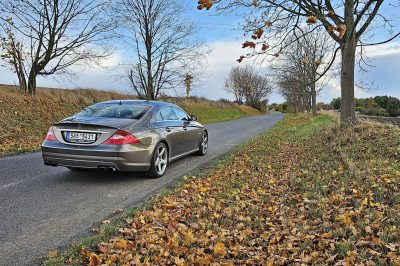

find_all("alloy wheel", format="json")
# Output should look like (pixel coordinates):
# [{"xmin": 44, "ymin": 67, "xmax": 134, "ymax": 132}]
[
  {"xmin": 155, "ymin": 145, "xmax": 168, "ymax": 175},
  {"xmin": 201, "ymin": 132, "xmax": 208, "ymax": 154}
]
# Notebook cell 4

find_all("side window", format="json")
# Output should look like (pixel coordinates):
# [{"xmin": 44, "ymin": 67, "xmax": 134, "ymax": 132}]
[
  {"xmin": 155, "ymin": 112, "xmax": 163, "ymax": 121},
  {"xmin": 173, "ymin": 107, "xmax": 189, "ymax": 121},
  {"xmin": 158, "ymin": 107, "xmax": 178, "ymax": 121}
]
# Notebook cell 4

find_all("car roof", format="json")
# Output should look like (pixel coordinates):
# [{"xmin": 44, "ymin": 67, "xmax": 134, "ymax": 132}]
[{"xmin": 99, "ymin": 100, "xmax": 175, "ymax": 108}]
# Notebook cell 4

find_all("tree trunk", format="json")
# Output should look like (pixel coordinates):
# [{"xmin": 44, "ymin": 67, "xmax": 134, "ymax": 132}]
[
  {"xmin": 340, "ymin": 39, "xmax": 356, "ymax": 124},
  {"xmin": 17, "ymin": 73, "xmax": 27, "ymax": 94},
  {"xmin": 27, "ymin": 70, "xmax": 37, "ymax": 96},
  {"xmin": 340, "ymin": 0, "xmax": 356, "ymax": 125},
  {"xmin": 311, "ymin": 84, "xmax": 317, "ymax": 116}
]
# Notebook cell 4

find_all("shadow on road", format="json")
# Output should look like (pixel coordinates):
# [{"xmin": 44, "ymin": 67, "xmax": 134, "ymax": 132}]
[{"xmin": 56, "ymin": 170, "xmax": 149, "ymax": 184}]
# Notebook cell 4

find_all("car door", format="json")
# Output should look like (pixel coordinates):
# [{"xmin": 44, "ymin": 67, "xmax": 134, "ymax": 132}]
[
  {"xmin": 156, "ymin": 106, "xmax": 185, "ymax": 158},
  {"xmin": 173, "ymin": 106, "xmax": 203, "ymax": 151}
]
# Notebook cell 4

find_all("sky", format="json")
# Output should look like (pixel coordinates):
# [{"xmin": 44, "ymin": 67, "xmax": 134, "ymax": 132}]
[{"xmin": 1, "ymin": 1, "xmax": 400, "ymax": 104}]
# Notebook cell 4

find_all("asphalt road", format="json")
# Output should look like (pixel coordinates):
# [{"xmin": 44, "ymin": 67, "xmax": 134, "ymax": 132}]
[{"xmin": 0, "ymin": 112, "xmax": 283, "ymax": 265}]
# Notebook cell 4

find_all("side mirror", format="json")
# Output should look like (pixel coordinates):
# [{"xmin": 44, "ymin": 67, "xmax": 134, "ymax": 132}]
[{"xmin": 190, "ymin": 115, "xmax": 198, "ymax": 121}]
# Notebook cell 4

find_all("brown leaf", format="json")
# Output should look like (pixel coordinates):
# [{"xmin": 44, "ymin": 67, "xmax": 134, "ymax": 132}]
[
  {"xmin": 306, "ymin": 16, "xmax": 317, "ymax": 25},
  {"xmin": 242, "ymin": 41, "xmax": 256, "ymax": 49}
]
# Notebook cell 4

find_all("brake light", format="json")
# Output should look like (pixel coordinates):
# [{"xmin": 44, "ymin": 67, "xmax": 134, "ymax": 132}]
[
  {"xmin": 45, "ymin": 127, "xmax": 57, "ymax": 141},
  {"xmin": 103, "ymin": 130, "xmax": 140, "ymax": 145}
]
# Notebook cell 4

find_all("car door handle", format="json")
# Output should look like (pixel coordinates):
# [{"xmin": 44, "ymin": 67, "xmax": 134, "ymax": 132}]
[{"xmin": 165, "ymin": 127, "xmax": 172, "ymax": 132}]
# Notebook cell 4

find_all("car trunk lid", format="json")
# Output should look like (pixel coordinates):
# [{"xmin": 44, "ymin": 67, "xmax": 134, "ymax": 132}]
[{"xmin": 53, "ymin": 117, "xmax": 137, "ymax": 146}]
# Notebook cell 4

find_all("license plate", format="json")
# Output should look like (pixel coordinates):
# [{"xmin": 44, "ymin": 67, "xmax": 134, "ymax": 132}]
[{"xmin": 66, "ymin": 132, "xmax": 96, "ymax": 142}]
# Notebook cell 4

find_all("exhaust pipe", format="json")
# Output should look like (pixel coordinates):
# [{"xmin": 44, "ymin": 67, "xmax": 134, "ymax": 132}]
[
  {"xmin": 98, "ymin": 166, "xmax": 117, "ymax": 172},
  {"xmin": 44, "ymin": 161, "xmax": 58, "ymax": 167}
]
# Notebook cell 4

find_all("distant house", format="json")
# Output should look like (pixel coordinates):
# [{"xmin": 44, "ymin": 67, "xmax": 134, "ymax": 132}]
[{"xmin": 317, "ymin": 103, "xmax": 334, "ymax": 111}]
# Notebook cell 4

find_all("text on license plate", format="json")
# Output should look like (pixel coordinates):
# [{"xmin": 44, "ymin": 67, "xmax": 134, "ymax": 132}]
[{"xmin": 66, "ymin": 132, "xmax": 96, "ymax": 141}]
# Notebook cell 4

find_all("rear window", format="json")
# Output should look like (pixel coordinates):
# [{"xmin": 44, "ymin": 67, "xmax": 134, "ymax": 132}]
[{"xmin": 75, "ymin": 102, "xmax": 151, "ymax": 120}]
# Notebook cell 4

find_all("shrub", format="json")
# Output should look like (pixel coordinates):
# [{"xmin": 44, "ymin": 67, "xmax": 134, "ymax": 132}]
[
  {"xmin": 360, "ymin": 107, "xmax": 389, "ymax": 117},
  {"xmin": 386, "ymin": 97, "xmax": 400, "ymax": 117},
  {"xmin": 218, "ymin": 98, "xmax": 232, "ymax": 104},
  {"xmin": 331, "ymin": 97, "xmax": 341, "ymax": 110},
  {"xmin": 248, "ymin": 100, "xmax": 267, "ymax": 112},
  {"xmin": 274, "ymin": 102, "xmax": 288, "ymax": 113}
]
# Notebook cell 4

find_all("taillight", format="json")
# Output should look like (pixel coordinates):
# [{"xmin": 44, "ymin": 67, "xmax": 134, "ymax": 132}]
[
  {"xmin": 45, "ymin": 127, "xmax": 57, "ymax": 141},
  {"xmin": 103, "ymin": 130, "xmax": 140, "ymax": 145}
]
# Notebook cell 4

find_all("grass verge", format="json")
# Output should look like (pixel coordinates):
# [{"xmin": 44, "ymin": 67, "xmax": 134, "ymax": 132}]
[
  {"xmin": 44, "ymin": 114, "xmax": 400, "ymax": 265},
  {"xmin": 0, "ymin": 85, "xmax": 261, "ymax": 156}
]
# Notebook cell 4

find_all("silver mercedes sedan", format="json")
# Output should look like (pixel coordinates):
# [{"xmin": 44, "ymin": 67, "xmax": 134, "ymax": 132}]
[{"xmin": 41, "ymin": 100, "xmax": 208, "ymax": 177}]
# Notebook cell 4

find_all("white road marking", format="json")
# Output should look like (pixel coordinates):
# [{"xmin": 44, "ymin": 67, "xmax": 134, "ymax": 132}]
[{"xmin": 1, "ymin": 182, "xmax": 21, "ymax": 190}]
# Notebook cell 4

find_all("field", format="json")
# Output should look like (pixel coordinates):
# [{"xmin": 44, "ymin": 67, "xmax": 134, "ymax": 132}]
[
  {"xmin": 44, "ymin": 114, "xmax": 400, "ymax": 265},
  {"xmin": 0, "ymin": 85, "xmax": 261, "ymax": 156}
]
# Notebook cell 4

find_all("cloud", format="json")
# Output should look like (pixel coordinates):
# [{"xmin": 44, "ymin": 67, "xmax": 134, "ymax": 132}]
[
  {"xmin": 362, "ymin": 42, "xmax": 400, "ymax": 58},
  {"xmin": 192, "ymin": 39, "xmax": 244, "ymax": 99}
]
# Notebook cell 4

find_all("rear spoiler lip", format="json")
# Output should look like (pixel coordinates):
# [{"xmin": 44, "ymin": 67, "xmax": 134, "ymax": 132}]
[{"xmin": 53, "ymin": 122, "xmax": 119, "ymax": 130}]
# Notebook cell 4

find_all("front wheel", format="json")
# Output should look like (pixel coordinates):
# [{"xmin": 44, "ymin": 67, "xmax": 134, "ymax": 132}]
[
  {"xmin": 196, "ymin": 131, "xmax": 208, "ymax": 156},
  {"xmin": 147, "ymin": 142, "xmax": 169, "ymax": 178}
]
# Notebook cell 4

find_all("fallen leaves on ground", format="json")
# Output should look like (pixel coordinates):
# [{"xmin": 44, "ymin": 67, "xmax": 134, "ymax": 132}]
[{"xmin": 74, "ymin": 115, "xmax": 399, "ymax": 265}]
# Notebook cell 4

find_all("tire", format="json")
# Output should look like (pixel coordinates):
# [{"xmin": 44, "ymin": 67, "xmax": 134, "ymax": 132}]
[
  {"xmin": 196, "ymin": 131, "xmax": 208, "ymax": 156},
  {"xmin": 147, "ymin": 142, "xmax": 169, "ymax": 178}
]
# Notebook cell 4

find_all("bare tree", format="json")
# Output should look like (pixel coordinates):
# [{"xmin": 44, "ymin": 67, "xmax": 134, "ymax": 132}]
[
  {"xmin": 0, "ymin": 0, "xmax": 114, "ymax": 95},
  {"xmin": 198, "ymin": 0, "xmax": 400, "ymax": 125},
  {"xmin": 225, "ymin": 66, "xmax": 247, "ymax": 104},
  {"xmin": 116, "ymin": 0, "xmax": 207, "ymax": 100},
  {"xmin": 225, "ymin": 65, "xmax": 272, "ymax": 110},
  {"xmin": 276, "ymin": 29, "xmax": 332, "ymax": 115},
  {"xmin": 0, "ymin": 19, "xmax": 27, "ymax": 93}
]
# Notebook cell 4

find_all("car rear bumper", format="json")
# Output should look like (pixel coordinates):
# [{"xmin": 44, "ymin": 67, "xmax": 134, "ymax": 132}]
[{"xmin": 41, "ymin": 141, "xmax": 153, "ymax": 171}]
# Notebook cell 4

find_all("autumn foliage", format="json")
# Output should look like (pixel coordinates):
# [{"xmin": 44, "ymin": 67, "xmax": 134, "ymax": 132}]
[{"xmin": 61, "ymin": 114, "xmax": 400, "ymax": 265}]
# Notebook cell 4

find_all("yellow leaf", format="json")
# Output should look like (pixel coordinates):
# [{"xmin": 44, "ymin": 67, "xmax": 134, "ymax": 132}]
[
  {"xmin": 48, "ymin": 250, "xmax": 57, "ymax": 258},
  {"xmin": 184, "ymin": 230, "xmax": 195, "ymax": 244},
  {"xmin": 381, "ymin": 176, "xmax": 392, "ymax": 183},
  {"xmin": 213, "ymin": 242, "xmax": 227, "ymax": 257},
  {"xmin": 362, "ymin": 197, "xmax": 369, "ymax": 206},
  {"xmin": 114, "ymin": 239, "xmax": 128, "ymax": 249},
  {"xmin": 175, "ymin": 256, "xmax": 185, "ymax": 266},
  {"xmin": 336, "ymin": 213, "xmax": 352, "ymax": 225},
  {"xmin": 321, "ymin": 232, "xmax": 333, "ymax": 239},
  {"xmin": 89, "ymin": 253, "xmax": 102, "ymax": 266}
]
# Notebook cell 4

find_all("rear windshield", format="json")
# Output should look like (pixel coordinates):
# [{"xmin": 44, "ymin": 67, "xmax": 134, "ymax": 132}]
[{"xmin": 75, "ymin": 102, "xmax": 151, "ymax": 120}]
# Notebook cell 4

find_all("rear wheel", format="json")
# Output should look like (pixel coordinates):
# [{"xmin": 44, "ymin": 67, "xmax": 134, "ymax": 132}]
[
  {"xmin": 147, "ymin": 142, "xmax": 168, "ymax": 178},
  {"xmin": 196, "ymin": 131, "xmax": 208, "ymax": 156}
]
